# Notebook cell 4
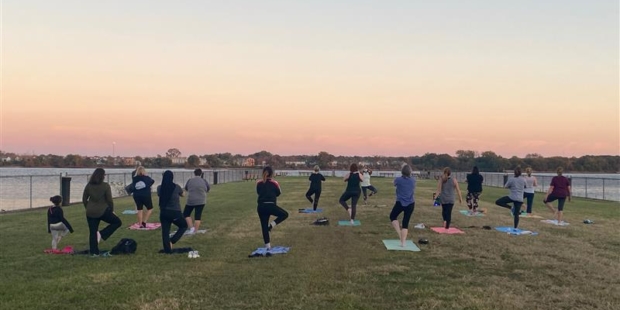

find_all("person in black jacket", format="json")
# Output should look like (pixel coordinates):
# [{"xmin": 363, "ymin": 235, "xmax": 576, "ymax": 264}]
[
  {"xmin": 305, "ymin": 165, "xmax": 325, "ymax": 210},
  {"xmin": 465, "ymin": 166, "xmax": 484, "ymax": 214},
  {"xmin": 132, "ymin": 166, "xmax": 156, "ymax": 228},
  {"xmin": 47, "ymin": 195, "xmax": 74, "ymax": 250},
  {"xmin": 256, "ymin": 166, "xmax": 288, "ymax": 250}
]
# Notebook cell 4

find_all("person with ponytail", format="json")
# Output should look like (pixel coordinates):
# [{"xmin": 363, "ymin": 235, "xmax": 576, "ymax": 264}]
[
  {"xmin": 390, "ymin": 165, "xmax": 416, "ymax": 247},
  {"xmin": 47, "ymin": 195, "xmax": 74, "ymax": 250},
  {"xmin": 256, "ymin": 166, "xmax": 288, "ymax": 251},
  {"xmin": 523, "ymin": 167, "xmax": 538, "ymax": 215},
  {"xmin": 339, "ymin": 163, "xmax": 364, "ymax": 225},
  {"xmin": 157, "ymin": 170, "xmax": 187, "ymax": 253},
  {"xmin": 305, "ymin": 165, "xmax": 325, "ymax": 211},
  {"xmin": 435, "ymin": 167, "xmax": 463, "ymax": 229},
  {"xmin": 82, "ymin": 168, "xmax": 122, "ymax": 256},
  {"xmin": 495, "ymin": 166, "xmax": 527, "ymax": 230}
]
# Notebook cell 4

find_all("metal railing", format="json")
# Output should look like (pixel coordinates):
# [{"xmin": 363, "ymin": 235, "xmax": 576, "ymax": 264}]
[{"xmin": 0, "ymin": 169, "xmax": 262, "ymax": 212}]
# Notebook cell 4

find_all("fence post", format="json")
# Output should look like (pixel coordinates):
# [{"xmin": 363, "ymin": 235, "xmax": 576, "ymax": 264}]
[
  {"xmin": 61, "ymin": 177, "xmax": 72, "ymax": 206},
  {"xmin": 585, "ymin": 178, "xmax": 588, "ymax": 199},
  {"xmin": 603, "ymin": 178, "xmax": 605, "ymax": 200},
  {"xmin": 30, "ymin": 176, "xmax": 33, "ymax": 209}
]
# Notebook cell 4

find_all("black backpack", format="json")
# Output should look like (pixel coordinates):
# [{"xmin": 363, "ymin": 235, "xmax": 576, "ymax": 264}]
[{"xmin": 110, "ymin": 238, "xmax": 137, "ymax": 255}]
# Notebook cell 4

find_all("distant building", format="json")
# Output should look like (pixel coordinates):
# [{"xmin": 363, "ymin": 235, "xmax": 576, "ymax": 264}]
[
  {"xmin": 122, "ymin": 157, "xmax": 136, "ymax": 166},
  {"xmin": 243, "ymin": 158, "xmax": 255, "ymax": 167},
  {"xmin": 199, "ymin": 158, "xmax": 207, "ymax": 166},
  {"xmin": 170, "ymin": 157, "xmax": 188, "ymax": 165},
  {"xmin": 285, "ymin": 161, "xmax": 306, "ymax": 166}
]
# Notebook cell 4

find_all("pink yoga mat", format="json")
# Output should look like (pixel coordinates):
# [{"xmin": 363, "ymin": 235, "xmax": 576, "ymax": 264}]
[
  {"xmin": 128, "ymin": 223, "xmax": 161, "ymax": 230},
  {"xmin": 44, "ymin": 246, "xmax": 74, "ymax": 254},
  {"xmin": 431, "ymin": 227, "xmax": 465, "ymax": 234}
]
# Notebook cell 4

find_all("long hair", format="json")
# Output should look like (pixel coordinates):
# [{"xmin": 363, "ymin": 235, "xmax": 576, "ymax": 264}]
[
  {"xmin": 441, "ymin": 167, "xmax": 451, "ymax": 183},
  {"xmin": 158, "ymin": 170, "xmax": 175, "ymax": 207},
  {"xmin": 472, "ymin": 166, "xmax": 479, "ymax": 175},
  {"xmin": 401, "ymin": 164, "xmax": 412, "ymax": 177},
  {"xmin": 350, "ymin": 163, "xmax": 358, "ymax": 173},
  {"xmin": 89, "ymin": 168, "xmax": 105, "ymax": 185},
  {"xmin": 514, "ymin": 166, "xmax": 522, "ymax": 177},
  {"xmin": 262, "ymin": 166, "xmax": 274, "ymax": 182},
  {"xmin": 525, "ymin": 167, "xmax": 532, "ymax": 177},
  {"xmin": 135, "ymin": 166, "xmax": 146, "ymax": 176}
]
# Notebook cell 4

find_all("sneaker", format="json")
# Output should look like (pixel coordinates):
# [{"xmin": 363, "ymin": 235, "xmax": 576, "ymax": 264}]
[
  {"xmin": 101, "ymin": 251, "xmax": 112, "ymax": 257},
  {"xmin": 90, "ymin": 254, "xmax": 100, "ymax": 258},
  {"xmin": 141, "ymin": 222, "xmax": 147, "ymax": 229}
]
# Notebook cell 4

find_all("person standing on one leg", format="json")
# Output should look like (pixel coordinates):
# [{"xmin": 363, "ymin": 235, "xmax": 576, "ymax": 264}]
[
  {"xmin": 436, "ymin": 167, "xmax": 463, "ymax": 229},
  {"xmin": 82, "ymin": 168, "xmax": 122, "ymax": 256},
  {"xmin": 256, "ymin": 166, "xmax": 289, "ymax": 251},
  {"xmin": 543, "ymin": 167, "xmax": 571, "ymax": 224},
  {"xmin": 339, "ymin": 163, "xmax": 364, "ymax": 225},
  {"xmin": 495, "ymin": 167, "xmax": 527, "ymax": 230},
  {"xmin": 305, "ymin": 165, "xmax": 325, "ymax": 211},
  {"xmin": 48, "ymin": 195, "xmax": 74, "ymax": 250},
  {"xmin": 131, "ymin": 166, "xmax": 155, "ymax": 228},
  {"xmin": 523, "ymin": 167, "xmax": 538, "ymax": 215},
  {"xmin": 361, "ymin": 168, "xmax": 378, "ymax": 204},
  {"xmin": 465, "ymin": 166, "xmax": 483, "ymax": 214},
  {"xmin": 390, "ymin": 165, "xmax": 416, "ymax": 247},
  {"xmin": 184, "ymin": 169, "xmax": 211, "ymax": 234},
  {"xmin": 157, "ymin": 170, "xmax": 188, "ymax": 254}
]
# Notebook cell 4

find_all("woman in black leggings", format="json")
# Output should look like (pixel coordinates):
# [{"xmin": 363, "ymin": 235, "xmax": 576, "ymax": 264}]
[
  {"xmin": 256, "ymin": 166, "xmax": 288, "ymax": 251},
  {"xmin": 339, "ymin": 163, "xmax": 364, "ymax": 225},
  {"xmin": 157, "ymin": 170, "xmax": 188, "ymax": 253}
]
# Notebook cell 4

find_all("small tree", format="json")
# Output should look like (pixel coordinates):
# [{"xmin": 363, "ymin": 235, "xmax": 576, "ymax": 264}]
[
  {"xmin": 166, "ymin": 148, "xmax": 182, "ymax": 158},
  {"xmin": 187, "ymin": 155, "xmax": 200, "ymax": 167}
]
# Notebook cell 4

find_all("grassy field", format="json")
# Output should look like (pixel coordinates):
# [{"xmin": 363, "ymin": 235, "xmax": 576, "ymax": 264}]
[{"xmin": 0, "ymin": 176, "xmax": 618, "ymax": 310}]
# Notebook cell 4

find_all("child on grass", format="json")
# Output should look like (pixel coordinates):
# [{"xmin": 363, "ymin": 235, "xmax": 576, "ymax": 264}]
[{"xmin": 47, "ymin": 195, "xmax": 74, "ymax": 250}]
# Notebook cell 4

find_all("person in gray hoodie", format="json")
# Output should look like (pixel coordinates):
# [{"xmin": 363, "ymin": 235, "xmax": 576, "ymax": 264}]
[
  {"xmin": 495, "ymin": 166, "xmax": 527, "ymax": 229},
  {"xmin": 184, "ymin": 169, "xmax": 211, "ymax": 234}
]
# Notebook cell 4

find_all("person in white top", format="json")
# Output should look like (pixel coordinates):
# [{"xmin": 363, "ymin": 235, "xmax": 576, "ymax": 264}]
[
  {"xmin": 522, "ymin": 167, "xmax": 538, "ymax": 215},
  {"xmin": 360, "ymin": 168, "xmax": 378, "ymax": 204}
]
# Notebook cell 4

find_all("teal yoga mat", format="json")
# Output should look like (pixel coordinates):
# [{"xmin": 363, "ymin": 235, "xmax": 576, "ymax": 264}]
[
  {"xmin": 338, "ymin": 220, "xmax": 361, "ymax": 226},
  {"xmin": 382, "ymin": 240, "xmax": 420, "ymax": 252},
  {"xmin": 459, "ymin": 210, "xmax": 484, "ymax": 217}
]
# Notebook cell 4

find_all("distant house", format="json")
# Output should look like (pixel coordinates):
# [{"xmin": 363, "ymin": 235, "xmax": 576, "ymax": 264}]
[
  {"xmin": 329, "ymin": 161, "xmax": 338, "ymax": 167},
  {"xmin": 170, "ymin": 157, "xmax": 188, "ymax": 165},
  {"xmin": 122, "ymin": 157, "xmax": 135, "ymax": 166},
  {"xmin": 199, "ymin": 158, "xmax": 207, "ymax": 166},
  {"xmin": 1, "ymin": 157, "xmax": 11, "ymax": 162},
  {"xmin": 285, "ymin": 161, "xmax": 306, "ymax": 167},
  {"xmin": 243, "ymin": 158, "xmax": 255, "ymax": 167}
]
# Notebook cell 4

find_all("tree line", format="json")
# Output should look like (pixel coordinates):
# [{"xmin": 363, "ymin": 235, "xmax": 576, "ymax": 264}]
[{"xmin": 1, "ymin": 149, "xmax": 617, "ymax": 173}]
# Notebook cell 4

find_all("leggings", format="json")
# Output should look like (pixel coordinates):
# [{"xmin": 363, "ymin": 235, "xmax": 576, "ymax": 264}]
[
  {"xmin": 86, "ymin": 208, "xmax": 122, "ymax": 255},
  {"xmin": 441, "ymin": 204, "xmax": 455, "ymax": 229},
  {"xmin": 257, "ymin": 202, "xmax": 289, "ymax": 244},
  {"xmin": 523, "ymin": 192, "xmax": 535, "ymax": 213},
  {"xmin": 362, "ymin": 186, "xmax": 378, "ymax": 200},
  {"xmin": 495, "ymin": 196, "xmax": 523, "ymax": 229},
  {"xmin": 339, "ymin": 191, "xmax": 361, "ymax": 220},
  {"xmin": 183, "ymin": 204, "xmax": 205, "ymax": 221},
  {"xmin": 389, "ymin": 202, "xmax": 415, "ymax": 228},
  {"xmin": 466, "ymin": 192, "xmax": 481, "ymax": 210},
  {"xmin": 50, "ymin": 223, "xmax": 70, "ymax": 249},
  {"xmin": 160, "ymin": 209, "xmax": 188, "ymax": 253},
  {"xmin": 305, "ymin": 188, "xmax": 322, "ymax": 210}
]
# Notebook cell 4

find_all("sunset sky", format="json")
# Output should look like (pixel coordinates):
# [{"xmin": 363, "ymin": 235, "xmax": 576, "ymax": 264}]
[{"xmin": 2, "ymin": 0, "xmax": 619, "ymax": 158}]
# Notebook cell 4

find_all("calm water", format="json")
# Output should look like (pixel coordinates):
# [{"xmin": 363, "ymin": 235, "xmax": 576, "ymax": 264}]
[{"xmin": 0, "ymin": 168, "xmax": 618, "ymax": 211}]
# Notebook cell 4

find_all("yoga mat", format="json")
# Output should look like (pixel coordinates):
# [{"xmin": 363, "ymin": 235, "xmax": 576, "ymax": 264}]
[
  {"xmin": 495, "ymin": 226, "xmax": 539, "ymax": 236},
  {"xmin": 383, "ymin": 240, "xmax": 420, "ymax": 252},
  {"xmin": 122, "ymin": 210, "xmax": 138, "ymax": 215},
  {"xmin": 44, "ymin": 246, "xmax": 74, "ymax": 255},
  {"xmin": 298, "ymin": 208, "xmax": 323, "ymax": 213},
  {"xmin": 430, "ymin": 227, "xmax": 465, "ymax": 234},
  {"xmin": 541, "ymin": 219, "xmax": 570, "ymax": 226},
  {"xmin": 459, "ymin": 210, "xmax": 485, "ymax": 217},
  {"xmin": 338, "ymin": 220, "xmax": 361, "ymax": 226},
  {"xmin": 520, "ymin": 214, "xmax": 544, "ymax": 219},
  {"xmin": 169, "ymin": 229, "xmax": 207, "ymax": 237},
  {"xmin": 250, "ymin": 246, "xmax": 290, "ymax": 256},
  {"xmin": 128, "ymin": 223, "xmax": 161, "ymax": 230},
  {"xmin": 159, "ymin": 247, "xmax": 194, "ymax": 254}
]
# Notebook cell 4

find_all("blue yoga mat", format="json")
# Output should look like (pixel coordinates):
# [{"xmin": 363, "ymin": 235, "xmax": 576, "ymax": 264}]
[
  {"xmin": 383, "ymin": 240, "xmax": 420, "ymax": 252},
  {"xmin": 495, "ymin": 226, "xmax": 538, "ymax": 236},
  {"xmin": 251, "ymin": 246, "xmax": 290, "ymax": 256},
  {"xmin": 299, "ymin": 208, "xmax": 323, "ymax": 213},
  {"xmin": 122, "ymin": 210, "xmax": 138, "ymax": 215},
  {"xmin": 338, "ymin": 220, "xmax": 361, "ymax": 226}
]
